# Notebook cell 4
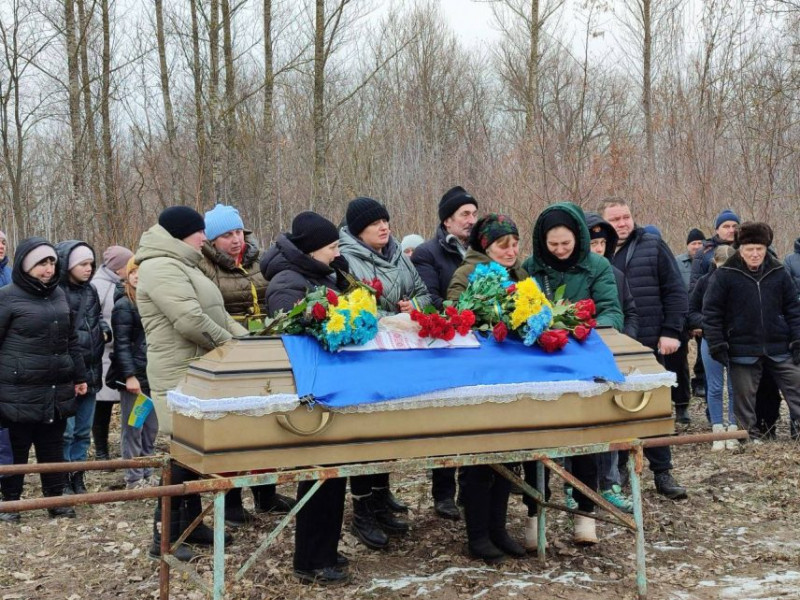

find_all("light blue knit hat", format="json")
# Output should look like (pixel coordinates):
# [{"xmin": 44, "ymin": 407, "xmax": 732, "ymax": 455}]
[{"xmin": 204, "ymin": 204, "xmax": 244, "ymax": 241}]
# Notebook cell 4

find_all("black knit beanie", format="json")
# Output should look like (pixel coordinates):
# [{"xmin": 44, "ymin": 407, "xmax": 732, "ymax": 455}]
[
  {"xmin": 288, "ymin": 211, "xmax": 340, "ymax": 254},
  {"xmin": 438, "ymin": 186, "xmax": 478, "ymax": 223},
  {"xmin": 158, "ymin": 206, "xmax": 206, "ymax": 240},
  {"xmin": 346, "ymin": 197, "xmax": 390, "ymax": 238},
  {"xmin": 686, "ymin": 228, "xmax": 705, "ymax": 244}
]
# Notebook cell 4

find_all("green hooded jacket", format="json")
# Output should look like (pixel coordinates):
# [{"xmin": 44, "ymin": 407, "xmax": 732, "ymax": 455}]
[
  {"xmin": 135, "ymin": 224, "xmax": 247, "ymax": 395},
  {"xmin": 522, "ymin": 202, "xmax": 623, "ymax": 330}
]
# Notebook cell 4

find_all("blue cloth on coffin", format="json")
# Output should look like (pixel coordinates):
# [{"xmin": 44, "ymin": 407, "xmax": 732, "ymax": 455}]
[{"xmin": 281, "ymin": 330, "xmax": 624, "ymax": 409}]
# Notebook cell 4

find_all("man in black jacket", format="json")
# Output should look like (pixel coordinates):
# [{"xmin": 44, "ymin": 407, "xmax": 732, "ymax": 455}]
[
  {"xmin": 703, "ymin": 222, "xmax": 800, "ymax": 441},
  {"xmin": 411, "ymin": 186, "xmax": 478, "ymax": 521},
  {"xmin": 600, "ymin": 198, "xmax": 688, "ymax": 500}
]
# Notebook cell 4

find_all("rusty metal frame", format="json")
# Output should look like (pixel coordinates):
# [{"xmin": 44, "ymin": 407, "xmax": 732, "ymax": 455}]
[{"xmin": 0, "ymin": 430, "xmax": 746, "ymax": 600}]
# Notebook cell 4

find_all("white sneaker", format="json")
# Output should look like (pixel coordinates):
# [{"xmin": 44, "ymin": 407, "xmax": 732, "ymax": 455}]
[
  {"xmin": 573, "ymin": 515, "xmax": 598, "ymax": 545},
  {"xmin": 524, "ymin": 516, "xmax": 547, "ymax": 551},
  {"xmin": 711, "ymin": 424, "xmax": 726, "ymax": 452},
  {"xmin": 725, "ymin": 424, "xmax": 739, "ymax": 450}
]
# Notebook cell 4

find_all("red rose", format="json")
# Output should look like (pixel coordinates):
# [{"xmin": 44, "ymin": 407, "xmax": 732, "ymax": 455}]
[
  {"xmin": 575, "ymin": 299, "xmax": 596, "ymax": 316},
  {"xmin": 460, "ymin": 309, "xmax": 476, "ymax": 328},
  {"xmin": 364, "ymin": 278, "xmax": 383, "ymax": 299},
  {"xmin": 441, "ymin": 325, "xmax": 456, "ymax": 341},
  {"xmin": 410, "ymin": 310, "xmax": 423, "ymax": 322},
  {"xmin": 493, "ymin": 322, "xmax": 508, "ymax": 342},
  {"xmin": 585, "ymin": 318, "xmax": 597, "ymax": 328},
  {"xmin": 573, "ymin": 324, "xmax": 591, "ymax": 342},
  {"xmin": 576, "ymin": 308, "xmax": 593, "ymax": 321},
  {"xmin": 311, "ymin": 302, "xmax": 327, "ymax": 321},
  {"xmin": 506, "ymin": 284, "xmax": 516, "ymax": 295},
  {"xmin": 326, "ymin": 289, "xmax": 339, "ymax": 306},
  {"xmin": 539, "ymin": 328, "xmax": 569, "ymax": 352},
  {"xmin": 445, "ymin": 305, "xmax": 458, "ymax": 318}
]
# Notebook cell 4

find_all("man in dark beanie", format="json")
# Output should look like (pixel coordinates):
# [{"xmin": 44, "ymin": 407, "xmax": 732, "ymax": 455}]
[
  {"xmin": 675, "ymin": 227, "xmax": 708, "ymax": 400},
  {"xmin": 704, "ymin": 221, "xmax": 800, "ymax": 443},
  {"xmin": 409, "ymin": 186, "xmax": 478, "ymax": 521},
  {"xmin": 136, "ymin": 205, "xmax": 244, "ymax": 561}
]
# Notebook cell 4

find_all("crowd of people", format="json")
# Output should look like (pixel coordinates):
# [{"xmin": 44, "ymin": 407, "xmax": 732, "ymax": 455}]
[{"xmin": 0, "ymin": 194, "xmax": 799, "ymax": 585}]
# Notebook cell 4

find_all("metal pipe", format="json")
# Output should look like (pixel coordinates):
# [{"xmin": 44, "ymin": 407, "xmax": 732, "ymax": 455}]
[
  {"xmin": 0, "ymin": 455, "xmax": 168, "ymax": 476},
  {"xmin": 159, "ymin": 461, "xmax": 172, "ymax": 600},
  {"xmin": 536, "ymin": 461, "xmax": 546, "ymax": 563},
  {"xmin": 629, "ymin": 446, "xmax": 647, "ymax": 599}
]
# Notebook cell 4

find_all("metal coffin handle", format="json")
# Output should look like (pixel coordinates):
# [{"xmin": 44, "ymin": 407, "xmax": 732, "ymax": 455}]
[
  {"xmin": 612, "ymin": 391, "xmax": 652, "ymax": 413},
  {"xmin": 276, "ymin": 411, "xmax": 334, "ymax": 436}
]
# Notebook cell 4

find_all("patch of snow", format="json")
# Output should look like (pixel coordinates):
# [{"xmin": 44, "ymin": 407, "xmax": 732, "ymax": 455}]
[
  {"xmin": 652, "ymin": 541, "xmax": 687, "ymax": 551},
  {"xmin": 697, "ymin": 571, "xmax": 800, "ymax": 599}
]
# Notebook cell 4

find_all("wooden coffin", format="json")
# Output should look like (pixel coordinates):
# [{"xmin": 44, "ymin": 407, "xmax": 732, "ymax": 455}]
[{"xmin": 170, "ymin": 329, "xmax": 675, "ymax": 474}]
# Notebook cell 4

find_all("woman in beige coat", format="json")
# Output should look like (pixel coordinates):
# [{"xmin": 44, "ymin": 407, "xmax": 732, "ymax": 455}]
[{"xmin": 136, "ymin": 205, "xmax": 246, "ymax": 562}]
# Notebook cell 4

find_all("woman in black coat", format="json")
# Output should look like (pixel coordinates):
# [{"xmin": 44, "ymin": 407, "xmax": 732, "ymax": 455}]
[
  {"xmin": 110, "ymin": 256, "xmax": 157, "ymax": 489},
  {"xmin": 261, "ymin": 212, "xmax": 351, "ymax": 585},
  {"xmin": 0, "ymin": 237, "xmax": 88, "ymax": 522}
]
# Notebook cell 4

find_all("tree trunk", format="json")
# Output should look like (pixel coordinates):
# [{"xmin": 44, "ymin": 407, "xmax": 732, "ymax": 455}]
[
  {"xmin": 313, "ymin": 0, "xmax": 326, "ymax": 208},
  {"xmin": 65, "ymin": 0, "xmax": 83, "ymax": 210},
  {"xmin": 221, "ymin": 0, "xmax": 236, "ymax": 202},
  {"xmin": 189, "ymin": 0, "xmax": 207, "ymax": 204},
  {"xmin": 155, "ymin": 0, "xmax": 176, "ymax": 147},
  {"xmin": 642, "ymin": 0, "xmax": 655, "ymax": 168},
  {"xmin": 100, "ymin": 0, "xmax": 116, "ymax": 239},
  {"xmin": 262, "ymin": 0, "xmax": 277, "ymax": 231},
  {"xmin": 525, "ymin": 0, "xmax": 539, "ymax": 142},
  {"xmin": 77, "ymin": 0, "xmax": 102, "ymax": 226},
  {"xmin": 209, "ymin": 0, "xmax": 223, "ymax": 202}
]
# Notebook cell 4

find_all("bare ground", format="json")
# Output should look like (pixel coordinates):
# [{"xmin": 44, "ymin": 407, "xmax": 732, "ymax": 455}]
[{"xmin": 1, "ymin": 401, "xmax": 799, "ymax": 600}]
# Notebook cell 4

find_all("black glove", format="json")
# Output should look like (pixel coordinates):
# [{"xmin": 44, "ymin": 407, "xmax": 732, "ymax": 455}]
[
  {"xmin": 792, "ymin": 345, "xmax": 800, "ymax": 366},
  {"xmin": 710, "ymin": 345, "xmax": 729, "ymax": 367}
]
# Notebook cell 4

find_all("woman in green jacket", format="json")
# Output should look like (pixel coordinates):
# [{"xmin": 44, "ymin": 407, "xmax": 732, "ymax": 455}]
[{"xmin": 521, "ymin": 201, "xmax": 623, "ymax": 549}]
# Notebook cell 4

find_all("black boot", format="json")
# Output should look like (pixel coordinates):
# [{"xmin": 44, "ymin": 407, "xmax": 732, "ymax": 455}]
[
  {"xmin": 374, "ymin": 487, "xmax": 408, "ymax": 513},
  {"xmin": 48, "ymin": 506, "xmax": 77, "ymax": 519},
  {"xmin": 63, "ymin": 473, "xmax": 75, "ymax": 496},
  {"xmin": 224, "ymin": 487, "xmax": 253, "ymax": 527},
  {"xmin": 675, "ymin": 404, "xmax": 691, "ymax": 425},
  {"xmin": 463, "ymin": 475, "xmax": 505, "ymax": 564},
  {"xmin": 371, "ymin": 489, "xmax": 410, "ymax": 535},
  {"xmin": 253, "ymin": 484, "xmax": 296, "ymax": 514},
  {"xmin": 71, "ymin": 472, "xmax": 88, "ymax": 495},
  {"xmin": 0, "ymin": 494, "xmax": 21, "ymax": 523},
  {"xmin": 92, "ymin": 405, "xmax": 111, "ymax": 460},
  {"xmin": 488, "ymin": 478, "xmax": 525, "ymax": 557},
  {"xmin": 182, "ymin": 494, "xmax": 233, "ymax": 546},
  {"xmin": 350, "ymin": 496, "xmax": 389, "ymax": 550},
  {"xmin": 654, "ymin": 471, "xmax": 688, "ymax": 500},
  {"xmin": 149, "ymin": 502, "xmax": 194, "ymax": 562}
]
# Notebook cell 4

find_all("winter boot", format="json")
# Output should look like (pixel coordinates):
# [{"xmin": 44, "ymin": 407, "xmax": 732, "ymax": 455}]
[
  {"xmin": 372, "ymin": 486, "xmax": 408, "ymax": 513},
  {"xmin": 71, "ymin": 472, "xmax": 88, "ymax": 495},
  {"xmin": 371, "ymin": 490, "xmax": 410, "ymax": 535},
  {"xmin": 790, "ymin": 420, "xmax": 799, "ymax": 442},
  {"xmin": 149, "ymin": 503, "xmax": 194, "ymax": 562},
  {"xmin": 252, "ymin": 484, "xmax": 296, "ymax": 514},
  {"xmin": 726, "ymin": 424, "xmax": 740, "ymax": 449},
  {"xmin": 463, "ymin": 481, "xmax": 505, "ymax": 564},
  {"xmin": 488, "ymin": 480, "xmax": 525, "ymax": 558},
  {"xmin": 524, "ymin": 517, "xmax": 547, "ymax": 551},
  {"xmin": 48, "ymin": 506, "xmax": 77, "ymax": 519},
  {"xmin": 63, "ymin": 473, "xmax": 75, "ymax": 496},
  {"xmin": 654, "ymin": 471, "xmax": 688, "ymax": 500},
  {"xmin": 350, "ymin": 495, "xmax": 389, "ymax": 550},
  {"xmin": 711, "ymin": 424, "xmax": 726, "ymax": 452},
  {"xmin": 675, "ymin": 403, "xmax": 691, "ymax": 425},
  {"xmin": 573, "ymin": 515, "xmax": 598, "ymax": 545},
  {"xmin": 0, "ymin": 494, "xmax": 21, "ymax": 523},
  {"xmin": 182, "ymin": 494, "xmax": 233, "ymax": 546},
  {"xmin": 224, "ymin": 487, "xmax": 253, "ymax": 527}
]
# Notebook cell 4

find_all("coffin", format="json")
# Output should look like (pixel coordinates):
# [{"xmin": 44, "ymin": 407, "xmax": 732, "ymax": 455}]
[{"xmin": 169, "ymin": 329, "xmax": 675, "ymax": 474}]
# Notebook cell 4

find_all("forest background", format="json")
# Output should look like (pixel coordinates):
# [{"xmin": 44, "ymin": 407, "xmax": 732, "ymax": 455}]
[{"xmin": 1, "ymin": 0, "xmax": 799, "ymax": 257}]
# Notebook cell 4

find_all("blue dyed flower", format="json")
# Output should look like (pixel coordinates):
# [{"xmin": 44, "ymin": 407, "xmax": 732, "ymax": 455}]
[{"xmin": 522, "ymin": 305, "xmax": 553, "ymax": 346}]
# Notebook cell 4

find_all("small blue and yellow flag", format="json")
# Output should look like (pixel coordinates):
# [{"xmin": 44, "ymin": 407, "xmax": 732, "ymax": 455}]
[{"xmin": 128, "ymin": 393, "xmax": 154, "ymax": 428}]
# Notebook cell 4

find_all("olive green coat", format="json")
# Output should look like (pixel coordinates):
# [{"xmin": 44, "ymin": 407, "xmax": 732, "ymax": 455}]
[
  {"xmin": 135, "ymin": 224, "xmax": 247, "ymax": 395},
  {"xmin": 447, "ymin": 248, "xmax": 529, "ymax": 302}
]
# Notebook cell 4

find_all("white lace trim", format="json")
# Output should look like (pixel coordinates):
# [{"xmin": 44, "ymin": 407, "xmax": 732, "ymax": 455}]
[{"xmin": 167, "ymin": 371, "xmax": 676, "ymax": 420}]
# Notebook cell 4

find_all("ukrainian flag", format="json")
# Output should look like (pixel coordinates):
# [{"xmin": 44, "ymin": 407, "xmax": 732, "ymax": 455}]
[{"xmin": 128, "ymin": 393, "xmax": 154, "ymax": 428}]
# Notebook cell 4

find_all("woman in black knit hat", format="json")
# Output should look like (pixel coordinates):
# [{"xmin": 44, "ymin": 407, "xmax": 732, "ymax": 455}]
[
  {"xmin": 338, "ymin": 197, "xmax": 431, "ymax": 314},
  {"xmin": 261, "ymin": 211, "xmax": 350, "ymax": 585}
]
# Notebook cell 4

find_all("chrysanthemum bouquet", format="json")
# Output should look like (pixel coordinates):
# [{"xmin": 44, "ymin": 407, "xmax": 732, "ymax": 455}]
[
  {"xmin": 261, "ymin": 284, "xmax": 379, "ymax": 351},
  {"xmin": 450, "ymin": 262, "xmax": 596, "ymax": 352}
]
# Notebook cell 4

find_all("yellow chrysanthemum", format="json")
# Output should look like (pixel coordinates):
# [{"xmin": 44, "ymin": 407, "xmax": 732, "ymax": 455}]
[
  {"xmin": 326, "ymin": 308, "xmax": 347, "ymax": 333},
  {"xmin": 509, "ymin": 278, "xmax": 552, "ymax": 330}
]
